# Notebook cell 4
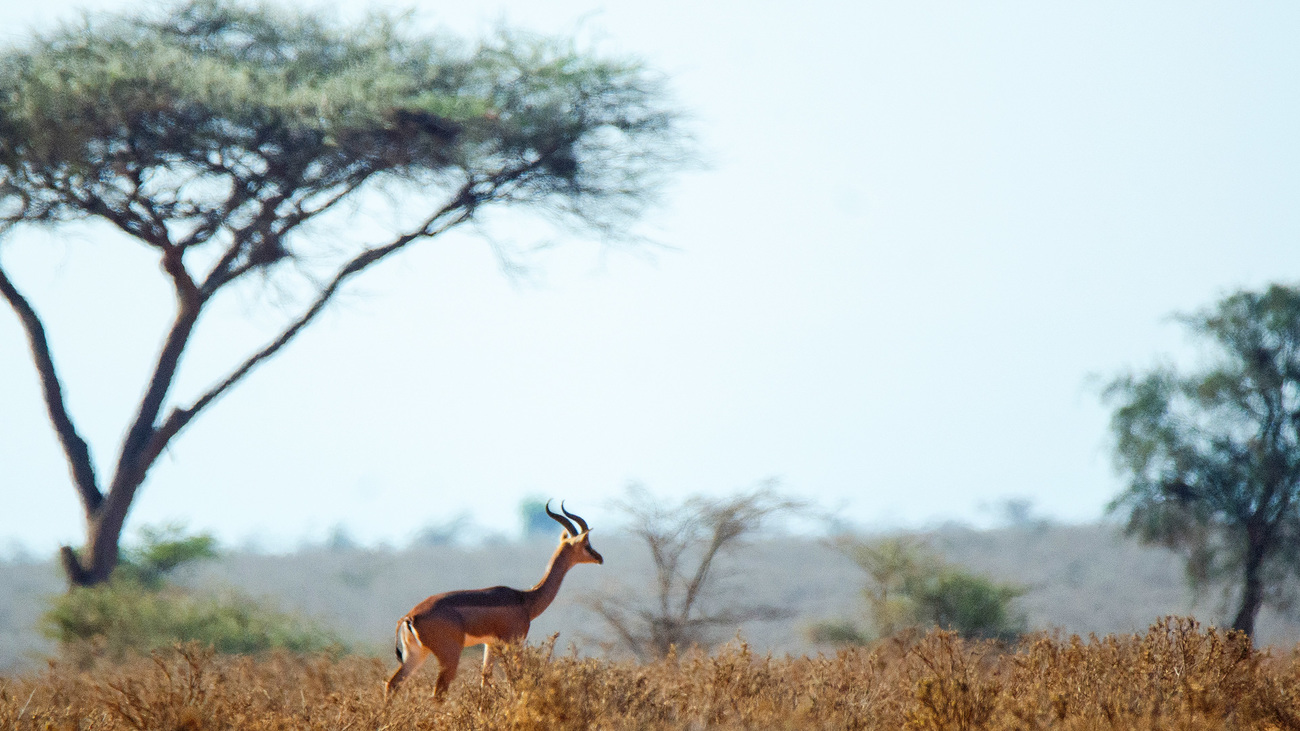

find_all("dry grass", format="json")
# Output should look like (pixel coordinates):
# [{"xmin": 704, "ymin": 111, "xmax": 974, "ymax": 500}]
[{"xmin": 3, "ymin": 617, "xmax": 1299, "ymax": 730}]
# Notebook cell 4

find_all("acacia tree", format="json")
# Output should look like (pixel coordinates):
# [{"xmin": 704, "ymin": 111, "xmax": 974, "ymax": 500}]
[
  {"xmin": 1104, "ymin": 284, "xmax": 1300, "ymax": 638},
  {"xmin": 0, "ymin": 0, "xmax": 684, "ymax": 586}
]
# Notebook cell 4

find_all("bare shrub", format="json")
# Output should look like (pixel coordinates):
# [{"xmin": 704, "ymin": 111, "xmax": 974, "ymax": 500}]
[{"xmin": 587, "ymin": 483, "xmax": 804, "ymax": 660}]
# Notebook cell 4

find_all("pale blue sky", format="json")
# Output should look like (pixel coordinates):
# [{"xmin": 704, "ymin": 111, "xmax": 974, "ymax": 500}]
[{"xmin": 2, "ymin": 1, "xmax": 1298, "ymax": 554}]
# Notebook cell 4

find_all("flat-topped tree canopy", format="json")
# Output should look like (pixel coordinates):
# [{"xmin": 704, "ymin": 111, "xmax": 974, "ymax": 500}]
[
  {"xmin": 0, "ymin": 0, "xmax": 686, "ymax": 587},
  {"xmin": 0, "ymin": 0, "xmax": 680, "ymax": 248}
]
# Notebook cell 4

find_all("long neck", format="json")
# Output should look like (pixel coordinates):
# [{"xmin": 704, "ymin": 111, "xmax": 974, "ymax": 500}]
[{"xmin": 523, "ymin": 542, "xmax": 577, "ymax": 620}]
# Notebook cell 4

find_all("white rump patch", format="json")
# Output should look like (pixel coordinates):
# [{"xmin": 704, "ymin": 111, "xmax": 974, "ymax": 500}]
[{"xmin": 398, "ymin": 617, "xmax": 424, "ymax": 661}]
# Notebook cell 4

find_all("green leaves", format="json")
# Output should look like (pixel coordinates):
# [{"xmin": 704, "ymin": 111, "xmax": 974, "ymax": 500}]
[
  {"xmin": 116, "ymin": 522, "xmax": 218, "ymax": 590},
  {"xmin": 0, "ymin": 0, "xmax": 684, "ymax": 240}
]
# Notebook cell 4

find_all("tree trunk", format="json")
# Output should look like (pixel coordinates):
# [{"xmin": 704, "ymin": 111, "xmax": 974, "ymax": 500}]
[
  {"xmin": 60, "ymin": 495, "xmax": 136, "ymax": 587},
  {"xmin": 1231, "ymin": 532, "xmax": 1267, "ymax": 639}
]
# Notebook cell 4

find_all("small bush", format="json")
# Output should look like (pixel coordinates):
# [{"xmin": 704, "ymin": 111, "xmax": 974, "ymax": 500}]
[
  {"xmin": 907, "ymin": 568, "xmax": 1026, "ymax": 641},
  {"xmin": 43, "ymin": 581, "xmax": 344, "ymax": 663},
  {"xmin": 42, "ymin": 525, "xmax": 344, "ymax": 665},
  {"xmin": 811, "ymin": 536, "xmax": 1026, "ymax": 645},
  {"xmin": 806, "ymin": 619, "xmax": 870, "ymax": 646}
]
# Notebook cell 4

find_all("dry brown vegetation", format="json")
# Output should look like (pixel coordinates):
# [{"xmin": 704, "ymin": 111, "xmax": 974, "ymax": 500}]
[{"xmin": 3, "ymin": 618, "xmax": 1300, "ymax": 730}]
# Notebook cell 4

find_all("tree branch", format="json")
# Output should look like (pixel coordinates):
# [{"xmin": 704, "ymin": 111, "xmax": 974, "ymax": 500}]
[
  {"xmin": 106, "ymin": 283, "xmax": 201, "ymax": 494},
  {"xmin": 66, "ymin": 185, "xmax": 170, "ymax": 248},
  {"xmin": 681, "ymin": 528, "xmax": 728, "ymax": 621},
  {"xmin": 104, "ymin": 235, "xmax": 202, "ymax": 514},
  {"xmin": 145, "ymin": 184, "xmax": 481, "ymax": 465},
  {"xmin": 586, "ymin": 596, "xmax": 651, "ymax": 662},
  {"xmin": 197, "ymin": 187, "xmax": 294, "ymax": 297},
  {"xmin": 178, "ymin": 171, "xmax": 263, "ymax": 250},
  {"xmin": 199, "ymin": 170, "xmax": 376, "ymax": 298},
  {"xmin": 0, "ymin": 259, "xmax": 102, "ymax": 515}
]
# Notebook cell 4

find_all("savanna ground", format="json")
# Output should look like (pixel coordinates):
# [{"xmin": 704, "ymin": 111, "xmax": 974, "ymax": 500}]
[
  {"xmin": 4, "ymin": 619, "xmax": 1300, "ymax": 730},
  {"xmin": 6, "ymin": 523, "xmax": 1300, "ymax": 729}
]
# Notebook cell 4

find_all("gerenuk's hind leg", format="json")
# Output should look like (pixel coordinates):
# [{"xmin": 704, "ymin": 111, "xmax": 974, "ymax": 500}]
[
  {"xmin": 429, "ymin": 631, "xmax": 465, "ymax": 700},
  {"xmin": 433, "ymin": 654, "xmax": 460, "ymax": 699},
  {"xmin": 385, "ymin": 645, "xmax": 431, "ymax": 698}
]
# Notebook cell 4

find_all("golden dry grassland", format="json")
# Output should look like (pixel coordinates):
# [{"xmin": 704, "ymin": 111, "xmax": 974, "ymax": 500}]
[{"xmin": 3, "ymin": 618, "xmax": 1299, "ymax": 730}]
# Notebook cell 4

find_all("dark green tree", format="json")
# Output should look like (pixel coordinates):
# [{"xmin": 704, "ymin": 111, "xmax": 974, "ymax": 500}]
[
  {"xmin": 1104, "ymin": 284, "xmax": 1300, "ymax": 638},
  {"xmin": 0, "ymin": 0, "xmax": 685, "ymax": 587}
]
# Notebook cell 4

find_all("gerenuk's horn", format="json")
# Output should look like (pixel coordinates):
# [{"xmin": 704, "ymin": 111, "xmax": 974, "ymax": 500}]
[
  {"xmin": 545, "ymin": 499, "xmax": 578, "ymax": 536},
  {"xmin": 561, "ymin": 502, "xmax": 589, "ymax": 533}
]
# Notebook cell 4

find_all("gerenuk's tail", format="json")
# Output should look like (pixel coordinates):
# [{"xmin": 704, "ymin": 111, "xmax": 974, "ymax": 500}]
[{"xmin": 395, "ymin": 616, "xmax": 422, "ymax": 663}]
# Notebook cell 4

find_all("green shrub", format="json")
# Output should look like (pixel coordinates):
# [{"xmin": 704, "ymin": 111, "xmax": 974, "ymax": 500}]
[
  {"xmin": 42, "ymin": 525, "xmax": 344, "ymax": 664},
  {"xmin": 806, "ymin": 619, "xmax": 870, "ymax": 646},
  {"xmin": 809, "ymin": 536, "xmax": 1026, "ymax": 645},
  {"xmin": 43, "ymin": 581, "xmax": 343, "ymax": 663},
  {"xmin": 906, "ymin": 568, "xmax": 1026, "ymax": 641}
]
